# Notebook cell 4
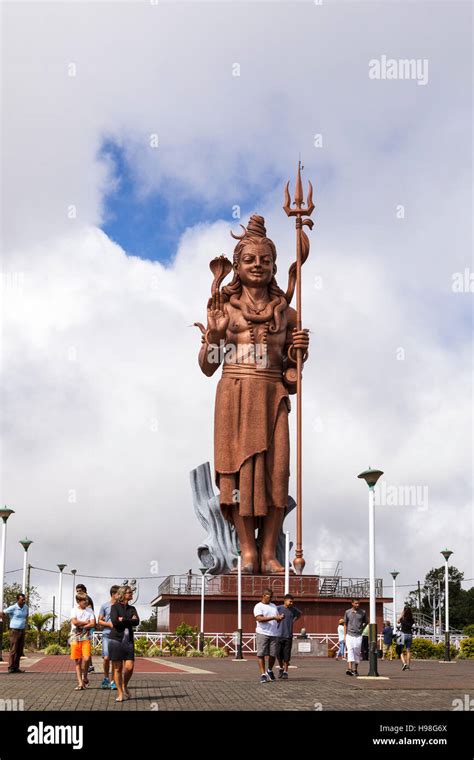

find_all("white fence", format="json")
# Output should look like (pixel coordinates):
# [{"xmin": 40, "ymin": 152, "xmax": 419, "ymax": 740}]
[{"xmin": 92, "ymin": 632, "xmax": 468, "ymax": 656}]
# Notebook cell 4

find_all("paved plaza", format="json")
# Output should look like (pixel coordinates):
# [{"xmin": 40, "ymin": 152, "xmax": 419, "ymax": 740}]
[{"xmin": 1, "ymin": 655, "xmax": 473, "ymax": 712}]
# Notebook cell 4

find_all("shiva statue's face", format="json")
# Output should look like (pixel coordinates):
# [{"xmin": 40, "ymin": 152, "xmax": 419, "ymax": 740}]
[{"xmin": 235, "ymin": 242, "xmax": 275, "ymax": 288}]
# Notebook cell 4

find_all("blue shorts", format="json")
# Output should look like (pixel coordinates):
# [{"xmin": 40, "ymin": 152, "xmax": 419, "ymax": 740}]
[
  {"xmin": 402, "ymin": 633, "xmax": 413, "ymax": 650},
  {"xmin": 102, "ymin": 635, "xmax": 110, "ymax": 657}
]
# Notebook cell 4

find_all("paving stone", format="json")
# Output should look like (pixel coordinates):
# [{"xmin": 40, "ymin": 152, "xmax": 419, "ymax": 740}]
[{"xmin": 0, "ymin": 656, "xmax": 472, "ymax": 711}]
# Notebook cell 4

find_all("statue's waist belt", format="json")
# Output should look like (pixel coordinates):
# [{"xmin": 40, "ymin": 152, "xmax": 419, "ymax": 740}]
[{"xmin": 222, "ymin": 364, "xmax": 283, "ymax": 381}]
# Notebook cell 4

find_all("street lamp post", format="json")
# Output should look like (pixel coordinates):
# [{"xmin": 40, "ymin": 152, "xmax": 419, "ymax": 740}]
[
  {"xmin": 236, "ymin": 551, "xmax": 243, "ymax": 659},
  {"xmin": 441, "ymin": 549, "xmax": 453, "ymax": 661},
  {"xmin": 390, "ymin": 571, "xmax": 399, "ymax": 629},
  {"xmin": 199, "ymin": 567, "xmax": 206, "ymax": 653},
  {"xmin": 19, "ymin": 538, "xmax": 33, "ymax": 594},
  {"xmin": 358, "ymin": 468, "xmax": 384, "ymax": 677},
  {"xmin": 284, "ymin": 531, "xmax": 290, "ymax": 595},
  {"xmin": 0, "ymin": 507, "xmax": 15, "ymax": 662},
  {"xmin": 71, "ymin": 569, "xmax": 77, "ymax": 606},
  {"xmin": 57, "ymin": 564, "xmax": 67, "ymax": 645}
]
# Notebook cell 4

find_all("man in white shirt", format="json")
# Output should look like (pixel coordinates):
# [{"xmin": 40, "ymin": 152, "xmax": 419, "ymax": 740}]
[{"xmin": 253, "ymin": 589, "xmax": 284, "ymax": 683}]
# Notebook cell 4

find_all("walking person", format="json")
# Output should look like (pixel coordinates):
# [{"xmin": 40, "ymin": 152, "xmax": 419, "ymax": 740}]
[
  {"xmin": 336, "ymin": 618, "xmax": 345, "ymax": 660},
  {"xmin": 398, "ymin": 606, "xmax": 414, "ymax": 671},
  {"xmin": 1, "ymin": 593, "xmax": 29, "ymax": 673},
  {"xmin": 276, "ymin": 594, "xmax": 302, "ymax": 679},
  {"xmin": 382, "ymin": 620, "xmax": 394, "ymax": 660},
  {"xmin": 98, "ymin": 585, "xmax": 119, "ymax": 690},
  {"xmin": 343, "ymin": 598, "xmax": 367, "ymax": 677},
  {"xmin": 109, "ymin": 585, "xmax": 140, "ymax": 702},
  {"xmin": 70, "ymin": 592, "xmax": 96, "ymax": 690},
  {"xmin": 253, "ymin": 589, "xmax": 284, "ymax": 683},
  {"xmin": 75, "ymin": 583, "xmax": 94, "ymax": 610},
  {"xmin": 76, "ymin": 584, "xmax": 95, "ymax": 673}
]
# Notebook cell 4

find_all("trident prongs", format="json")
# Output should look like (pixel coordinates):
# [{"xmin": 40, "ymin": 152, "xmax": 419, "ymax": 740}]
[{"xmin": 283, "ymin": 160, "xmax": 315, "ymax": 218}]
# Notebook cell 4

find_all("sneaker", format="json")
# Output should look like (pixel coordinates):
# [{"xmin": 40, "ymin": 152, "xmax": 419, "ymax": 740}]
[
  {"xmin": 266, "ymin": 669, "xmax": 276, "ymax": 681},
  {"xmin": 100, "ymin": 677, "xmax": 110, "ymax": 690},
  {"xmin": 281, "ymin": 671, "xmax": 288, "ymax": 680},
  {"xmin": 110, "ymin": 681, "xmax": 117, "ymax": 690},
  {"xmin": 88, "ymin": 665, "xmax": 95, "ymax": 673},
  {"xmin": 345, "ymin": 669, "xmax": 354, "ymax": 676},
  {"xmin": 260, "ymin": 674, "xmax": 269, "ymax": 683},
  {"xmin": 278, "ymin": 667, "xmax": 284, "ymax": 679},
  {"xmin": 402, "ymin": 663, "xmax": 408, "ymax": 671}
]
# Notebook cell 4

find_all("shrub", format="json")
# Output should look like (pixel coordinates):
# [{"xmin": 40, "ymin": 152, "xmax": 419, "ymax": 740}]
[
  {"xmin": 409, "ymin": 638, "xmax": 437, "ymax": 659},
  {"xmin": 186, "ymin": 649, "xmax": 204, "ymax": 657},
  {"xmin": 171, "ymin": 644, "xmax": 187, "ymax": 657},
  {"xmin": 161, "ymin": 637, "xmax": 188, "ymax": 656},
  {"xmin": 433, "ymin": 642, "xmax": 457, "ymax": 660},
  {"xmin": 408, "ymin": 639, "xmax": 458, "ymax": 660},
  {"xmin": 44, "ymin": 644, "xmax": 67, "ymax": 655},
  {"xmin": 134, "ymin": 637, "xmax": 152, "ymax": 656},
  {"xmin": 203, "ymin": 644, "xmax": 228, "ymax": 658},
  {"xmin": 175, "ymin": 622, "xmax": 197, "ymax": 639},
  {"xmin": 460, "ymin": 637, "xmax": 474, "ymax": 659},
  {"xmin": 148, "ymin": 646, "xmax": 166, "ymax": 657},
  {"xmin": 462, "ymin": 625, "xmax": 474, "ymax": 637},
  {"xmin": 175, "ymin": 623, "xmax": 198, "ymax": 648}
]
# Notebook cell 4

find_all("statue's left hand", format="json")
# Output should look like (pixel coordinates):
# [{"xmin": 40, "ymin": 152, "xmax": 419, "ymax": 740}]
[{"xmin": 292, "ymin": 328, "xmax": 310, "ymax": 351}]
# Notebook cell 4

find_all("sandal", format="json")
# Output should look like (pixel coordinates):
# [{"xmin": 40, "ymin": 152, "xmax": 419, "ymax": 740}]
[
  {"xmin": 74, "ymin": 685, "xmax": 85, "ymax": 691},
  {"xmin": 82, "ymin": 677, "xmax": 89, "ymax": 687}
]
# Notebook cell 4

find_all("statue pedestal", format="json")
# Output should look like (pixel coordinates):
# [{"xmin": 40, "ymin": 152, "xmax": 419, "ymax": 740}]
[{"xmin": 152, "ymin": 573, "xmax": 391, "ymax": 636}]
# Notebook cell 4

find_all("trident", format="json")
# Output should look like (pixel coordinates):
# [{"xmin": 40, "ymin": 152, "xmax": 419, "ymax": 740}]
[{"xmin": 283, "ymin": 161, "xmax": 315, "ymax": 575}]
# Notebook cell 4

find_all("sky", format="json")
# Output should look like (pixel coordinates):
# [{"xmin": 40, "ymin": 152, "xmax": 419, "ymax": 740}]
[{"xmin": 1, "ymin": 0, "xmax": 472, "ymax": 623}]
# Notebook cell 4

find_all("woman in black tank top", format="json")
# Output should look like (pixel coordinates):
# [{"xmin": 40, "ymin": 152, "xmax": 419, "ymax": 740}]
[{"xmin": 398, "ymin": 606, "xmax": 414, "ymax": 671}]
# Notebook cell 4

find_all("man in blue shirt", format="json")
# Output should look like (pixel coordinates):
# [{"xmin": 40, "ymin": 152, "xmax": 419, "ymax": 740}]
[
  {"xmin": 276, "ymin": 594, "xmax": 302, "ymax": 679},
  {"xmin": 1, "ymin": 593, "xmax": 29, "ymax": 673},
  {"xmin": 98, "ymin": 585, "xmax": 119, "ymax": 689}
]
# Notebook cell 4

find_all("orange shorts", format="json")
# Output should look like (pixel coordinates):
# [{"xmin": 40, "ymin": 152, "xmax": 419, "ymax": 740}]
[{"xmin": 70, "ymin": 639, "xmax": 91, "ymax": 660}]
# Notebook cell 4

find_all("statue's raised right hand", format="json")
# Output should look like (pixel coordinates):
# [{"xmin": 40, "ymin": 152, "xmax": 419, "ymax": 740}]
[{"xmin": 207, "ymin": 290, "xmax": 229, "ymax": 344}]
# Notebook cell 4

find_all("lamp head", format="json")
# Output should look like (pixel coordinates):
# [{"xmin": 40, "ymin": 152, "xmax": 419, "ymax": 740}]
[
  {"xmin": 390, "ymin": 571, "xmax": 399, "ymax": 580},
  {"xmin": 199, "ymin": 566, "xmax": 207, "ymax": 575},
  {"xmin": 0, "ymin": 506, "xmax": 15, "ymax": 522},
  {"xmin": 440, "ymin": 549, "xmax": 453, "ymax": 563},
  {"xmin": 57, "ymin": 563, "xmax": 67, "ymax": 572},
  {"xmin": 19, "ymin": 538, "xmax": 33, "ymax": 551},
  {"xmin": 358, "ymin": 467, "xmax": 384, "ymax": 489}
]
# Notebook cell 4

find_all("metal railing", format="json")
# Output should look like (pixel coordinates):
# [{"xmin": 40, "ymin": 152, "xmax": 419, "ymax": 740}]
[
  {"xmin": 92, "ymin": 631, "xmax": 469, "ymax": 655},
  {"xmin": 157, "ymin": 574, "xmax": 384, "ymax": 598}
]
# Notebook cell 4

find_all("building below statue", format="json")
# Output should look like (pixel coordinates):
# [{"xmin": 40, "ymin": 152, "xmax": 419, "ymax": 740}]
[{"xmin": 151, "ymin": 573, "xmax": 391, "ymax": 633}]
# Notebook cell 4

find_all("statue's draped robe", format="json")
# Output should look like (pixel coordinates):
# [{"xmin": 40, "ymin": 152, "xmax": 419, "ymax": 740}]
[{"xmin": 215, "ymin": 364, "xmax": 290, "ymax": 520}]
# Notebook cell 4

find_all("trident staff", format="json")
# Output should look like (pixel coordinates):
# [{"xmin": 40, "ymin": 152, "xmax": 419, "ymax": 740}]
[{"xmin": 283, "ymin": 162, "xmax": 315, "ymax": 574}]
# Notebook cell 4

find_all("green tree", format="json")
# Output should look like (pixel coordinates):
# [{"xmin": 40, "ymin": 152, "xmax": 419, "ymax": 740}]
[
  {"xmin": 407, "ymin": 566, "xmax": 473, "ymax": 629},
  {"xmin": 450, "ymin": 587, "xmax": 474, "ymax": 630},
  {"xmin": 138, "ymin": 613, "xmax": 158, "ymax": 632},
  {"xmin": 407, "ymin": 566, "xmax": 464, "ymax": 615},
  {"xmin": 29, "ymin": 612, "xmax": 54, "ymax": 649}
]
